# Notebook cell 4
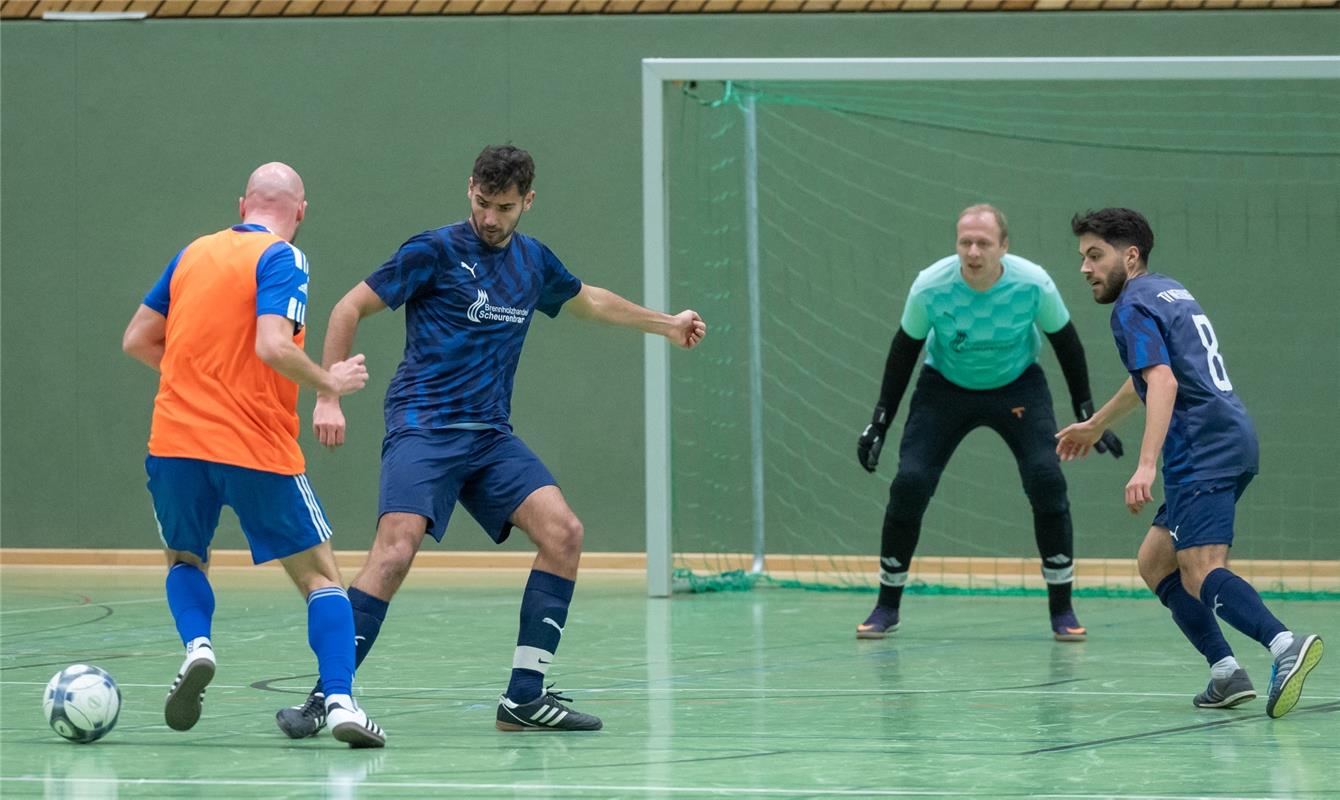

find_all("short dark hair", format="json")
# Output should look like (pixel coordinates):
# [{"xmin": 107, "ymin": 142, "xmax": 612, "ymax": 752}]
[
  {"xmin": 471, "ymin": 145, "xmax": 535, "ymax": 196},
  {"xmin": 1070, "ymin": 208, "xmax": 1155, "ymax": 265}
]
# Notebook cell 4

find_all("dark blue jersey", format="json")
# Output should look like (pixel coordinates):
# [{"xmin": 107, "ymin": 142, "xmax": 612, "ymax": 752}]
[
  {"xmin": 366, "ymin": 221, "xmax": 582, "ymax": 434},
  {"xmin": 1110, "ymin": 273, "xmax": 1258, "ymax": 484}
]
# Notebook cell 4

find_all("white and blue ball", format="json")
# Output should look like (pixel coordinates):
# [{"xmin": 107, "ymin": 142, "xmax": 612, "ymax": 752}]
[{"xmin": 43, "ymin": 664, "xmax": 121, "ymax": 743}]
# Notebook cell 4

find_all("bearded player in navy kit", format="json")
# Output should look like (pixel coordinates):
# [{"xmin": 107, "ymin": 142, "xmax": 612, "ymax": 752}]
[
  {"xmin": 1058, "ymin": 207, "xmax": 1322, "ymax": 718},
  {"xmin": 274, "ymin": 145, "xmax": 706, "ymax": 736}
]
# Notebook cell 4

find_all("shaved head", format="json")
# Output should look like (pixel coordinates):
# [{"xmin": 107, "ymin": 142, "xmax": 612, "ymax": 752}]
[
  {"xmin": 239, "ymin": 162, "xmax": 307, "ymax": 241},
  {"xmin": 244, "ymin": 162, "xmax": 305, "ymax": 207}
]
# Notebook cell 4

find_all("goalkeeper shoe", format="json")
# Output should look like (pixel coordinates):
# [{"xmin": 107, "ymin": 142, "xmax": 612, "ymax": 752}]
[
  {"xmin": 1051, "ymin": 610, "xmax": 1087, "ymax": 642},
  {"xmin": 496, "ymin": 687, "xmax": 603, "ymax": 731},
  {"xmin": 1266, "ymin": 634, "xmax": 1324, "ymax": 719},
  {"xmin": 1193, "ymin": 669, "xmax": 1257, "ymax": 709},
  {"xmin": 327, "ymin": 699, "xmax": 385, "ymax": 748},
  {"xmin": 165, "ymin": 641, "xmax": 215, "ymax": 731},
  {"xmin": 856, "ymin": 605, "xmax": 900, "ymax": 639},
  {"xmin": 276, "ymin": 691, "xmax": 326, "ymax": 739}
]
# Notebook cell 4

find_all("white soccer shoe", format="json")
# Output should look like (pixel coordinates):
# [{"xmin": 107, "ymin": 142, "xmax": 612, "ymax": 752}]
[
  {"xmin": 326, "ymin": 699, "xmax": 386, "ymax": 748},
  {"xmin": 165, "ymin": 641, "xmax": 216, "ymax": 731}
]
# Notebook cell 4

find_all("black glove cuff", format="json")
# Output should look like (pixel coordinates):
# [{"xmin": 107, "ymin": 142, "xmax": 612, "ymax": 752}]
[
  {"xmin": 1076, "ymin": 399, "xmax": 1095, "ymax": 422},
  {"xmin": 870, "ymin": 406, "xmax": 890, "ymax": 432}
]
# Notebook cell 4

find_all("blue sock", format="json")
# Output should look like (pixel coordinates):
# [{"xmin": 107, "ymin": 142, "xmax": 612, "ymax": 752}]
[
  {"xmin": 307, "ymin": 587, "xmax": 355, "ymax": 698},
  {"xmin": 1198, "ymin": 567, "xmax": 1288, "ymax": 650},
  {"xmin": 312, "ymin": 586, "xmax": 387, "ymax": 697},
  {"xmin": 165, "ymin": 562, "xmax": 214, "ymax": 646},
  {"xmin": 1155, "ymin": 571, "xmax": 1233, "ymax": 666},
  {"xmin": 506, "ymin": 570, "xmax": 575, "ymax": 704}
]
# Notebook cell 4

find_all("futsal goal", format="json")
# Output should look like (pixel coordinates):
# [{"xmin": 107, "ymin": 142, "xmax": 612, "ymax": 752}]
[{"xmin": 641, "ymin": 56, "xmax": 1340, "ymax": 599}]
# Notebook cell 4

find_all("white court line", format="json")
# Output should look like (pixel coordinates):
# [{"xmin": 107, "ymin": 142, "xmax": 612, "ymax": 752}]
[
  {"xmin": 1, "ymin": 680, "xmax": 1335, "ymax": 702},
  {"xmin": 0, "ymin": 777, "xmax": 1296, "ymax": 799},
  {"xmin": 0, "ymin": 597, "xmax": 162, "ymax": 615}
]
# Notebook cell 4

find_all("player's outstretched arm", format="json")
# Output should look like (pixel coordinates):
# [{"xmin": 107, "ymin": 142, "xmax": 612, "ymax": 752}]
[
  {"xmin": 122, "ymin": 304, "xmax": 168, "ymax": 371},
  {"xmin": 1056, "ymin": 378, "xmax": 1140, "ymax": 461},
  {"xmin": 1126, "ymin": 365, "xmax": 1176, "ymax": 515},
  {"xmin": 256, "ymin": 314, "xmax": 369, "ymax": 398},
  {"xmin": 313, "ymin": 282, "xmax": 388, "ymax": 448},
  {"xmin": 567, "ymin": 284, "xmax": 706, "ymax": 349}
]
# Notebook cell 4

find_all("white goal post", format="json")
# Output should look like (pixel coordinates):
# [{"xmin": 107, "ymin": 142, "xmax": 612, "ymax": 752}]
[{"xmin": 641, "ymin": 56, "xmax": 1340, "ymax": 598}]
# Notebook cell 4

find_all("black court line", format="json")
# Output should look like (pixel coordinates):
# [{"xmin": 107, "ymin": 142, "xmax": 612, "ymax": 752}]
[
  {"xmin": 0, "ymin": 605, "xmax": 115, "ymax": 642},
  {"xmin": 249, "ymin": 675, "xmax": 320, "ymax": 695},
  {"xmin": 1021, "ymin": 700, "xmax": 1340, "ymax": 755},
  {"xmin": 248, "ymin": 672, "xmax": 1087, "ymax": 703},
  {"xmin": 249, "ymin": 675, "xmax": 497, "ymax": 705}
]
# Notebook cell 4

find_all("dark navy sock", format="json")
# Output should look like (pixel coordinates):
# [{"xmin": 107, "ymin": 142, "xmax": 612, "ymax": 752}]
[
  {"xmin": 307, "ymin": 587, "xmax": 355, "ymax": 698},
  {"xmin": 312, "ymin": 586, "xmax": 388, "ymax": 697},
  {"xmin": 165, "ymin": 562, "xmax": 214, "ymax": 645},
  {"xmin": 877, "ymin": 514, "xmax": 917, "ymax": 610},
  {"xmin": 1035, "ymin": 509, "xmax": 1076, "ymax": 616},
  {"xmin": 877, "ymin": 584, "xmax": 906, "ymax": 611},
  {"xmin": 506, "ymin": 570, "xmax": 575, "ymax": 704},
  {"xmin": 1198, "ymin": 567, "xmax": 1288, "ymax": 650},
  {"xmin": 1156, "ymin": 571, "xmax": 1233, "ymax": 665},
  {"xmin": 1046, "ymin": 582, "xmax": 1074, "ymax": 617}
]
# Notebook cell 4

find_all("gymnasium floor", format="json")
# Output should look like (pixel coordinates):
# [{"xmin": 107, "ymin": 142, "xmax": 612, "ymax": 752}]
[{"xmin": 1, "ymin": 565, "xmax": 1336, "ymax": 799}]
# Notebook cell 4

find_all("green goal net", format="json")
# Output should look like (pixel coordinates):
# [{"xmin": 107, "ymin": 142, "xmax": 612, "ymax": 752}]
[{"xmin": 659, "ymin": 71, "xmax": 1340, "ymax": 598}]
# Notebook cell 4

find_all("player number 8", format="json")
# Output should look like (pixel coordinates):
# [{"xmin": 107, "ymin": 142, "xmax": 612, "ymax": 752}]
[{"xmin": 1191, "ymin": 313, "xmax": 1233, "ymax": 392}]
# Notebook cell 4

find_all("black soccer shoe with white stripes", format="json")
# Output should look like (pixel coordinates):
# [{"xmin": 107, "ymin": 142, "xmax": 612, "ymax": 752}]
[
  {"xmin": 496, "ymin": 688, "xmax": 603, "ymax": 731},
  {"xmin": 275, "ymin": 691, "xmax": 326, "ymax": 739}
]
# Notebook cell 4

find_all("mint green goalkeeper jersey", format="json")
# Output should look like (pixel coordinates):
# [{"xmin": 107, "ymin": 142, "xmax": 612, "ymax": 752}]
[{"xmin": 900, "ymin": 253, "xmax": 1070, "ymax": 390}]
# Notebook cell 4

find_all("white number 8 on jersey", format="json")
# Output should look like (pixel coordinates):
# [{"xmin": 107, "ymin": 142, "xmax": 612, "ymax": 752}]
[{"xmin": 1191, "ymin": 313, "xmax": 1234, "ymax": 392}]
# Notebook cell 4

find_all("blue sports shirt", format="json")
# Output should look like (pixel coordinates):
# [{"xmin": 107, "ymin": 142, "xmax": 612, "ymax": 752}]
[
  {"xmin": 144, "ymin": 223, "xmax": 310, "ymax": 327},
  {"xmin": 366, "ymin": 220, "xmax": 582, "ymax": 434},
  {"xmin": 1110, "ymin": 273, "xmax": 1258, "ymax": 484}
]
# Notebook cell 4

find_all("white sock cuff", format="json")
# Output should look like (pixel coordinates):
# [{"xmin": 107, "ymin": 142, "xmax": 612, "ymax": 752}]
[
  {"xmin": 1210, "ymin": 656, "xmax": 1239, "ymax": 678},
  {"xmin": 513, "ymin": 645, "xmax": 555, "ymax": 674},
  {"xmin": 325, "ymin": 693, "xmax": 354, "ymax": 711},
  {"xmin": 307, "ymin": 586, "xmax": 349, "ymax": 605},
  {"xmin": 878, "ymin": 570, "xmax": 908, "ymax": 588}
]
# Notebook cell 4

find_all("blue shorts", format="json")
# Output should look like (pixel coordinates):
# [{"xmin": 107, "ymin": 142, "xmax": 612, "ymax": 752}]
[
  {"xmin": 379, "ymin": 428, "xmax": 557, "ymax": 543},
  {"xmin": 1152, "ymin": 472, "xmax": 1254, "ymax": 550},
  {"xmin": 145, "ymin": 455, "xmax": 333, "ymax": 564}
]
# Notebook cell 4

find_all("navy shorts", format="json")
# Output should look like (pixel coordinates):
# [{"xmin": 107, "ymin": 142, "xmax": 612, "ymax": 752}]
[
  {"xmin": 378, "ymin": 428, "xmax": 557, "ymax": 543},
  {"xmin": 1152, "ymin": 472, "xmax": 1254, "ymax": 550},
  {"xmin": 146, "ymin": 455, "xmax": 333, "ymax": 564}
]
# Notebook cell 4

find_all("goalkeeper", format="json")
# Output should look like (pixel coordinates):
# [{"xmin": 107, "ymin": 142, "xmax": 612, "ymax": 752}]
[{"xmin": 855, "ymin": 205, "xmax": 1121, "ymax": 641}]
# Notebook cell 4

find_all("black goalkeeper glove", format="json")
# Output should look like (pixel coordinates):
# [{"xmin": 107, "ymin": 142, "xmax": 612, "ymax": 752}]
[
  {"xmin": 1077, "ymin": 399, "xmax": 1125, "ymax": 459},
  {"xmin": 857, "ymin": 406, "xmax": 890, "ymax": 473}
]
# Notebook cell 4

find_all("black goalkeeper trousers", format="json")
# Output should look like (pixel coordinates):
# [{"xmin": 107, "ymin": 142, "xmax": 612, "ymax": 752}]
[{"xmin": 881, "ymin": 363, "xmax": 1072, "ymax": 572}]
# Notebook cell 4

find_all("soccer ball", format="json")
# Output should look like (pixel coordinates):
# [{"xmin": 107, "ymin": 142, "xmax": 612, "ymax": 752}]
[{"xmin": 43, "ymin": 664, "xmax": 121, "ymax": 743}]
